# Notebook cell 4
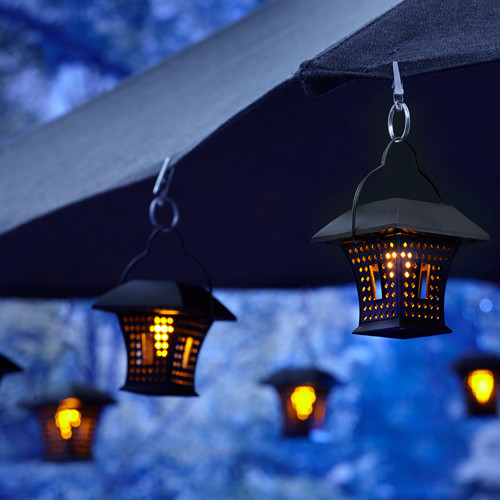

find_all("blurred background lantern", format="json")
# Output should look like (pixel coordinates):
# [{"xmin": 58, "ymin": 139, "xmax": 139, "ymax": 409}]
[
  {"xmin": 313, "ymin": 66, "xmax": 488, "ymax": 339},
  {"xmin": 452, "ymin": 354, "xmax": 500, "ymax": 416},
  {"xmin": 261, "ymin": 367, "xmax": 340, "ymax": 438},
  {"xmin": 0, "ymin": 354, "xmax": 21, "ymax": 385},
  {"xmin": 24, "ymin": 384, "xmax": 115, "ymax": 461},
  {"xmin": 94, "ymin": 280, "xmax": 235, "ymax": 395},
  {"xmin": 93, "ymin": 158, "xmax": 236, "ymax": 396}
]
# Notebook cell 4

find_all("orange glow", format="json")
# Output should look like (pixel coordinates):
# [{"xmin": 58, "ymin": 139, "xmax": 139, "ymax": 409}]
[
  {"xmin": 389, "ymin": 272, "xmax": 394, "ymax": 278},
  {"xmin": 152, "ymin": 316, "xmax": 173, "ymax": 358},
  {"xmin": 468, "ymin": 370, "xmax": 495, "ymax": 404},
  {"xmin": 387, "ymin": 262, "xmax": 393, "ymax": 269},
  {"xmin": 391, "ymin": 252, "xmax": 397, "ymax": 258},
  {"xmin": 55, "ymin": 398, "xmax": 82, "ymax": 440},
  {"xmin": 155, "ymin": 309, "xmax": 180, "ymax": 316},
  {"xmin": 290, "ymin": 386, "xmax": 316, "ymax": 420},
  {"xmin": 405, "ymin": 262, "xmax": 411, "ymax": 268},
  {"xmin": 404, "ymin": 272, "xmax": 410, "ymax": 278},
  {"xmin": 385, "ymin": 252, "xmax": 391, "ymax": 259},
  {"xmin": 182, "ymin": 337, "xmax": 194, "ymax": 368}
]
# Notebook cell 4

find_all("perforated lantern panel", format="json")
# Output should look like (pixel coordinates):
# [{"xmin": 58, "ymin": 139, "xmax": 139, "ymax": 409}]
[
  {"xmin": 342, "ymin": 232, "xmax": 459, "ymax": 339},
  {"xmin": 35, "ymin": 403, "xmax": 101, "ymax": 461},
  {"xmin": 119, "ymin": 312, "xmax": 210, "ymax": 396}
]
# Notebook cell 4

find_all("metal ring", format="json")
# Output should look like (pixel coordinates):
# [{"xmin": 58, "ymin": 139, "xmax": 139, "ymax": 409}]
[
  {"xmin": 149, "ymin": 196, "xmax": 179, "ymax": 230},
  {"xmin": 388, "ymin": 102, "xmax": 410, "ymax": 142}
]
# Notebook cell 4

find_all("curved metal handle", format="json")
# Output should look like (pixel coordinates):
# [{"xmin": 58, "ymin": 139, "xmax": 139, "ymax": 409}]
[
  {"xmin": 119, "ymin": 227, "xmax": 214, "ymax": 317},
  {"xmin": 351, "ymin": 139, "xmax": 443, "ymax": 240}
]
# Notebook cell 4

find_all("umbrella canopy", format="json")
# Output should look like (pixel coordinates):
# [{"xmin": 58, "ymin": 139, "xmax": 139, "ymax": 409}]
[{"xmin": 0, "ymin": 0, "xmax": 499, "ymax": 298}]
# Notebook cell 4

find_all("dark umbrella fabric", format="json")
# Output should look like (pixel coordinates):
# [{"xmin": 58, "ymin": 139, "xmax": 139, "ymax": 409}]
[
  {"xmin": 300, "ymin": 0, "xmax": 500, "ymax": 95},
  {"xmin": 0, "ymin": 0, "xmax": 499, "ymax": 297}
]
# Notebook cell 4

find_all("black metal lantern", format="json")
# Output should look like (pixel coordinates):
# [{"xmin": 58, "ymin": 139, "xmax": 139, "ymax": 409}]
[
  {"xmin": 94, "ymin": 280, "xmax": 235, "ymax": 395},
  {"xmin": 26, "ymin": 384, "xmax": 115, "ymax": 461},
  {"xmin": 312, "ymin": 63, "xmax": 488, "ymax": 339},
  {"xmin": 313, "ymin": 198, "xmax": 488, "ymax": 339},
  {"xmin": 93, "ymin": 158, "xmax": 236, "ymax": 396},
  {"xmin": 262, "ymin": 368, "xmax": 339, "ymax": 438},
  {"xmin": 0, "ymin": 354, "xmax": 21, "ymax": 384},
  {"xmin": 452, "ymin": 355, "xmax": 500, "ymax": 416}
]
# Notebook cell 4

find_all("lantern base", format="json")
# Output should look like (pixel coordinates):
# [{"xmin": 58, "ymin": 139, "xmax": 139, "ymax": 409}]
[
  {"xmin": 466, "ymin": 406, "xmax": 497, "ymax": 417},
  {"xmin": 353, "ymin": 319, "xmax": 451, "ymax": 339},
  {"xmin": 120, "ymin": 382, "xmax": 198, "ymax": 396},
  {"xmin": 43, "ymin": 453, "xmax": 93, "ymax": 462}
]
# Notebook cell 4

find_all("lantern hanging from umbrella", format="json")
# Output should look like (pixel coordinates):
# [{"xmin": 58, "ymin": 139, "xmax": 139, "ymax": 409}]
[
  {"xmin": 452, "ymin": 354, "xmax": 500, "ymax": 416},
  {"xmin": 312, "ymin": 62, "xmax": 489, "ymax": 339},
  {"xmin": 93, "ymin": 158, "xmax": 236, "ymax": 396},
  {"xmin": 25, "ymin": 384, "xmax": 115, "ymax": 461},
  {"xmin": 261, "ymin": 367, "xmax": 340, "ymax": 438},
  {"xmin": 0, "ymin": 354, "xmax": 21, "ymax": 384}
]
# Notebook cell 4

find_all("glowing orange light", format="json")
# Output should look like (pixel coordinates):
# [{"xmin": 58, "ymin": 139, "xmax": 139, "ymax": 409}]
[
  {"xmin": 385, "ymin": 252, "xmax": 391, "ymax": 259},
  {"xmin": 468, "ymin": 370, "xmax": 495, "ymax": 404},
  {"xmin": 387, "ymin": 262, "xmax": 393, "ymax": 269},
  {"xmin": 151, "ymin": 316, "xmax": 174, "ymax": 358},
  {"xmin": 404, "ymin": 272, "xmax": 410, "ymax": 278},
  {"xmin": 55, "ymin": 398, "xmax": 82, "ymax": 440},
  {"xmin": 401, "ymin": 252, "xmax": 406, "ymax": 258},
  {"xmin": 405, "ymin": 262, "xmax": 411, "ymax": 268},
  {"xmin": 290, "ymin": 386, "xmax": 316, "ymax": 420},
  {"xmin": 182, "ymin": 337, "xmax": 194, "ymax": 368},
  {"xmin": 407, "ymin": 253, "xmax": 413, "ymax": 258},
  {"xmin": 391, "ymin": 252, "xmax": 397, "ymax": 258},
  {"xmin": 389, "ymin": 272, "xmax": 394, "ymax": 278}
]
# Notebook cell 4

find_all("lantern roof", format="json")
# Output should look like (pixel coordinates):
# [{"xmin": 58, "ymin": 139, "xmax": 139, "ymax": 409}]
[
  {"xmin": 261, "ymin": 367, "xmax": 341, "ymax": 389},
  {"xmin": 93, "ymin": 280, "xmax": 236, "ymax": 321},
  {"xmin": 452, "ymin": 354, "xmax": 500, "ymax": 376},
  {"xmin": 23, "ymin": 384, "xmax": 116, "ymax": 408},
  {"xmin": 0, "ymin": 354, "xmax": 22, "ymax": 377},
  {"xmin": 312, "ymin": 198, "xmax": 490, "ymax": 245}
]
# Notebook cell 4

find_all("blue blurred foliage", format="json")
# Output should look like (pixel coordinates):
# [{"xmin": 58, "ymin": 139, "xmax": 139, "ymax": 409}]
[
  {"xmin": 0, "ymin": 0, "xmax": 270, "ymax": 141},
  {"xmin": 0, "ymin": 281, "xmax": 500, "ymax": 499}
]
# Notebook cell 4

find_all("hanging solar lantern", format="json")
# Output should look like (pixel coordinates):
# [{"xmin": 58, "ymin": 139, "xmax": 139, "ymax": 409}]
[
  {"xmin": 94, "ymin": 280, "xmax": 235, "ymax": 395},
  {"xmin": 25, "ymin": 384, "xmax": 115, "ymax": 461},
  {"xmin": 452, "ymin": 354, "xmax": 500, "ymax": 416},
  {"xmin": 0, "ymin": 354, "xmax": 21, "ymax": 384},
  {"xmin": 312, "ymin": 63, "xmax": 488, "ymax": 339},
  {"xmin": 93, "ymin": 158, "xmax": 236, "ymax": 396},
  {"xmin": 262, "ymin": 368, "xmax": 340, "ymax": 438}
]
